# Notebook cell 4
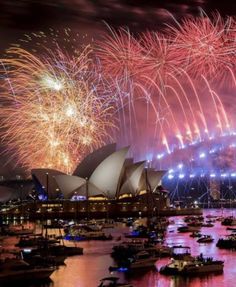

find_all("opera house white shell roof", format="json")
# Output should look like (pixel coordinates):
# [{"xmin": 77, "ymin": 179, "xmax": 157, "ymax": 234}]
[{"xmin": 28, "ymin": 144, "xmax": 167, "ymax": 200}]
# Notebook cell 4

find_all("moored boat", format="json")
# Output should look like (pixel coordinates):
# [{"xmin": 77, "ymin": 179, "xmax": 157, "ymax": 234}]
[
  {"xmin": 0, "ymin": 258, "xmax": 54, "ymax": 283},
  {"xmin": 178, "ymin": 225, "xmax": 200, "ymax": 233},
  {"xmin": 221, "ymin": 216, "xmax": 236, "ymax": 226},
  {"xmin": 15, "ymin": 234, "xmax": 59, "ymax": 247},
  {"xmin": 6, "ymin": 226, "xmax": 34, "ymax": 236},
  {"xmin": 217, "ymin": 235, "xmax": 236, "ymax": 249},
  {"xmin": 109, "ymin": 250, "xmax": 158, "ymax": 272},
  {"xmin": 98, "ymin": 277, "xmax": 132, "ymax": 287},
  {"xmin": 160, "ymin": 252, "xmax": 223, "ymax": 275},
  {"xmin": 197, "ymin": 235, "xmax": 214, "ymax": 243},
  {"xmin": 190, "ymin": 231, "xmax": 202, "ymax": 238},
  {"xmin": 65, "ymin": 225, "xmax": 112, "ymax": 240}
]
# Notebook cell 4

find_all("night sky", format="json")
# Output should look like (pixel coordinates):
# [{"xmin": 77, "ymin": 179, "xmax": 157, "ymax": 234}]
[
  {"xmin": 1, "ymin": 0, "xmax": 236, "ymax": 49},
  {"xmin": 1, "ymin": 0, "xmax": 236, "ymax": 178}
]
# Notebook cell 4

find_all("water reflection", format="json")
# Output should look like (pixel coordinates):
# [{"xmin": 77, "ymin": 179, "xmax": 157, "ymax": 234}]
[{"xmin": 3, "ymin": 209, "xmax": 236, "ymax": 287}]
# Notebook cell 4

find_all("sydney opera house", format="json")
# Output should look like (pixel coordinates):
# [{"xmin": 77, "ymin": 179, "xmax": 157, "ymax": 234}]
[{"xmin": 0, "ymin": 144, "xmax": 170, "ymax": 219}]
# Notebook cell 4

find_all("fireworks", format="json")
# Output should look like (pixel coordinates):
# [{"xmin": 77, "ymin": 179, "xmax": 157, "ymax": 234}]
[
  {"xmin": 140, "ymin": 31, "xmax": 180, "ymax": 84},
  {"xmin": 96, "ymin": 13, "xmax": 236, "ymax": 156},
  {"xmin": 0, "ymin": 43, "xmax": 115, "ymax": 173},
  {"xmin": 96, "ymin": 27, "xmax": 144, "ymax": 81},
  {"xmin": 1, "ymin": 13, "xmax": 236, "ymax": 176},
  {"xmin": 167, "ymin": 13, "xmax": 235, "ymax": 79}
]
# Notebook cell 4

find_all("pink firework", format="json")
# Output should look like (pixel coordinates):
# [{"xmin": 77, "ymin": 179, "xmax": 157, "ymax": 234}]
[
  {"xmin": 140, "ymin": 31, "xmax": 181, "ymax": 84},
  {"xmin": 167, "ymin": 13, "xmax": 235, "ymax": 80}
]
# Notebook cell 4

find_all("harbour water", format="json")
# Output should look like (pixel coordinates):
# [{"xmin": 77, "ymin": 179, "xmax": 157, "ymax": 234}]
[{"xmin": 2, "ymin": 208, "xmax": 236, "ymax": 287}]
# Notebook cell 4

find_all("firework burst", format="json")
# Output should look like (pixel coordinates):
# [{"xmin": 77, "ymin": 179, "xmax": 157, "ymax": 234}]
[
  {"xmin": 140, "ymin": 31, "xmax": 180, "ymax": 84},
  {"xmin": 167, "ymin": 13, "xmax": 235, "ymax": 79},
  {"xmin": 0, "ymin": 44, "xmax": 115, "ymax": 173},
  {"xmin": 96, "ymin": 27, "xmax": 144, "ymax": 82}
]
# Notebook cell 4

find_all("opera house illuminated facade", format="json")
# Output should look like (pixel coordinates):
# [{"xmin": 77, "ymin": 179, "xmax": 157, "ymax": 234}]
[{"xmin": 0, "ymin": 144, "xmax": 169, "ymax": 219}]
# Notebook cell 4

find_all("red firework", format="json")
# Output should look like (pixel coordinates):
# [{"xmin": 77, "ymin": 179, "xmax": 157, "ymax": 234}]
[
  {"xmin": 166, "ymin": 13, "xmax": 235, "ymax": 79},
  {"xmin": 96, "ymin": 27, "xmax": 144, "ymax": 81},
  {"xmin": 140, "ymin": 31, "xmax": 181, "ymax": 84}
]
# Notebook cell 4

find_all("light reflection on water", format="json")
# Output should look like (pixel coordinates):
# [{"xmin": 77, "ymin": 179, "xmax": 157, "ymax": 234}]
[{"xmin": 3, "ymin": 209, "xmax": 236, "ymax": 287}]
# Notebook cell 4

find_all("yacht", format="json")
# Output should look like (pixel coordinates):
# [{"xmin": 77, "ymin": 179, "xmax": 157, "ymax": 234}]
[
  {"xmin": 221, "ymin": 216, "xmax": 236, "ymax": 226},
  {"xmin": 98, "ymin": 277, "xmax": 132, "ymax": 287},
  {"xmin": 217, "ymin": 234, "xmax": 236, "ymax": 249},
  {"xmin": 197, "ymin": 235, "xmax": 214, "ymax": 243},
  {"xmin": 160, "ymin": 247, "xmax": 223, "ymax": 275},
  {"xmin": 184, "ymin": 216, "xmax": 204, "ymax": 223},
  {"xmin": 0, "ymin": 258, "xmax": 54, "ymax": 283},
  {"xmin": 7, "ymin": 226, "xmax": 34, "ymax": 236},
  {"xmin": 16, "ymin": 234, "xmax": 59, "ymax": 247},
  {"xmin": 109, "ymin": 250, "xmax": 158, "ymax": 272},
  {"xmin": 190, "ymin": 231, "xmax": 202, "ymax": 238},
  {"xmin": 202, "ymin": 223, "xmax": 214, "ymax": 227},
  {"xmin": 65, "ymin": 225, "xmax": 112, "ymax": 240},
  {"xmin": 187, "ymin": 221, "xmax": 203, "ymax": 227},
  {"xmin": 128, "ymin": 251, "xmax": 158, "ymax": 270},
  {"xmin": 178, "ymin": 225, "xmax": 200, "ymax": 233},
  {"xmin": 21, "ymin": 242, "xmax": 83, "ymax": 266}
]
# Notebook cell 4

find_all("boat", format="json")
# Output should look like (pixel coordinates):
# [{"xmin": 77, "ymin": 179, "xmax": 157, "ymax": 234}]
[
  {"xmin": 160, "ymin": 248, "xmax": 223, "ymax": 275},
  {"xmin": 112, "ymin": 240, "xmax": 171, "ymax": 262},
  {"xmin": 178, "ymin": 225, "xmax": 200, "ymax": 233},
  {"xmin": 206, "ymin": 219, "xmax": 216, "ymax": 224},
  {"xmin": 101, "ymin": 222, "xmax": 115, "ymax": 229},
  {"xmin": 202, "ymin": 223, "xmax": 214, "ymax": 227},
  {"xmin": 187, "ymin": 221, "xmax": 203, "ymax": 227},
  {"xmin": 160, "ymin": 257, "xmax": 223, "ymax": 275},
  {"xmin": 217, "ymin": 235, "xmax": 236, "ymax": 249},
  {"xmin": 6, "ymin": 226, "xmax": 34, "ymax": 236},
  {"xmin": 226, "ymin": 227, "xmax": 236, "ymax": 231},
  {"xmin": 154, "ymin": 244, "xmax": 172, "ymax": 257},
  {"xmin": 111, "ymin": 240, "xmax": 149, "ymax": 261},
  {"xmin": 21, "ymin": 242, "xmax": 83, "ymax": 266},
  {"xmin": 15, "ymin": 234, "xmax": 59, "ymax": 247},
  {"xmin": 109, "ymin": 250, "xmax": 158, "ymax": 272},
  {"xmin": 190, "ymin": 232, "xmax": 202, "ymax": 238},
  {"xmin": 170, "ymin": 246, "xmax": 192, "ymax": 260},
  {"xmin": 65, "ymin": 225, "xmax": 112, "ymax": 240},
  {"xmin": 21, "ymin": 248, "xmax": 67, "ymax": 266},
  {"xmin": 184, "ymin": 216, "xmax": 204, "ymax": 223},
  {"xmin": 221, "ymin": 216, "xmax": 236, "ymax": 226},
  {"xmin": 124, "ymin": 225, "xmax": 149, "ymax": 239},
  {"xmin": 128, "ymin": 251, "xmax": 158, "ymax": 270},
  {"xmin": 49, "ymin": 244, "xmax": 83, "ymax": 256},
  {"xmin": 0, "ymin": 258, "xmax": 54, "ymax": 283},
  {"xmin": 197, "ymin": 235, "xmax": 214, "ymax": 243},
  {"xmin": 98, "ymin": 277, "xmax": 132, "ymax": 287},
  {"xmin": 206, "ymin": 214, "xmax": 218, "ymax": 219},
  {"xmin": 99, "ymin": 219, "xmax": 115, "ymax": 229}
]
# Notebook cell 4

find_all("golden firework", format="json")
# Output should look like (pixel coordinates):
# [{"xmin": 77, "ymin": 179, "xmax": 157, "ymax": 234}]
[{"xmin": 0, "ymin": 44, "xmax": 115, "ymax": 173}]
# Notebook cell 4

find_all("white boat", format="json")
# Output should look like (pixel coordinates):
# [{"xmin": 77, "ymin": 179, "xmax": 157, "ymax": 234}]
[
  {"xmin": 160, "ymin": 247, "xmax": 223, "ymax": 275},
  {"xmin": 160, "ymin": 257, "xmax": 223, "ymax": 275}
]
